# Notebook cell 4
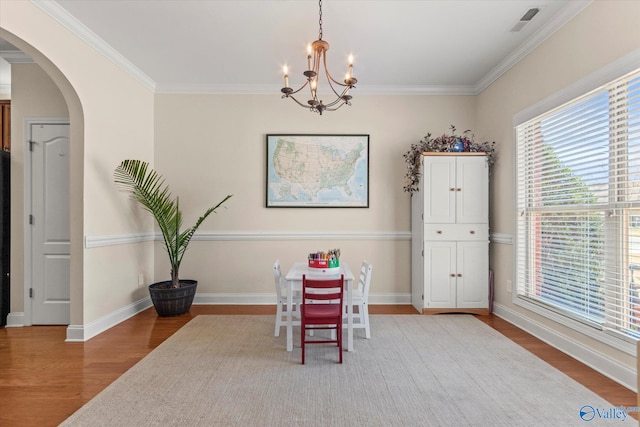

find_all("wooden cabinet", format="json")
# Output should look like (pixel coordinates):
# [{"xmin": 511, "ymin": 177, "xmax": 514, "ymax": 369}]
[
  {"xmin": 0, "ymin": 100, "xmax": 10, "ymax": 152},
  {"xmin": 411, "ymin": 153, "xmax": 489, "ymax": 314}
]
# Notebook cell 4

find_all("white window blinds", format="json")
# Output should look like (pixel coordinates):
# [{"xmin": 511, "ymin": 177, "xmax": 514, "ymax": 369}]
[{"xmin": 516, "ymin": 68, "xmax": 640, "ymax": 340}]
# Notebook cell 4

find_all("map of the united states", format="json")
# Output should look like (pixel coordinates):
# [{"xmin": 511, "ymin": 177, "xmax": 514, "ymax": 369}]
[{"xmin": 267, "ymin": 135, "xmax": 368, "ymax": 207}]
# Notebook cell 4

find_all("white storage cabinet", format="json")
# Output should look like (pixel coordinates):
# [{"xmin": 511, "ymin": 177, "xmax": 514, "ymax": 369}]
[{"xmin": 411, "ymin": 153, "xmax": 489, "ymax": 314}]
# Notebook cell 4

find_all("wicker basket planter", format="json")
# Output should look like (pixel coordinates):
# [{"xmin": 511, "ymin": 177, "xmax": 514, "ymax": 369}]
[{"xmin": 148, "ymin": 280, "xmax": 197, "ymax": 317}]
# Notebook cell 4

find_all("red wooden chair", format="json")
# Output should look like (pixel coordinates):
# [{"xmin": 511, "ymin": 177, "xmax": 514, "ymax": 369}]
[{"xmin": 300, "ymin": 274, "xmax": 344, "ymax": 364}]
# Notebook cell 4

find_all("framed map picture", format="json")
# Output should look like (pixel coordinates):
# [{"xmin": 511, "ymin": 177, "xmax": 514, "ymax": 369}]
[{"xmin": 266, "ymin": 134, "xmax": 369, "ymax": 208}]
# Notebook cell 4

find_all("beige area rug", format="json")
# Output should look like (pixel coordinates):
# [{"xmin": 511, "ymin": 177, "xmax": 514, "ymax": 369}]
[{"xmin": 61, "ymin": 315, "xmax": 619, "ymax": 427}]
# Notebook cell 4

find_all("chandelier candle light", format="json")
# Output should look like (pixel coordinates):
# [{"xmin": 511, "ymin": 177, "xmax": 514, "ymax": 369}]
[{"xmin": 281, "ymin": 0, "xmax": 357, "ymax": 115}]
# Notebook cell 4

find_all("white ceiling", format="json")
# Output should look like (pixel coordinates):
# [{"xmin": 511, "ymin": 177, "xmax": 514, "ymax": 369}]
[{"xmin": 1, "ymin": 0, "xmax": 591, "ymax": 95}]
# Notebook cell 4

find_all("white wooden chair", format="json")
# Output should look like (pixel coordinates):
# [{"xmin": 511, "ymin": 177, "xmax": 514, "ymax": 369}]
[
  {"xmin": 273, "ymin": 260, "xmax": 300, "ymax": 337},
  {"xmin": 343, "ymin": 261, "xmax": 372, "ymax": 339}
]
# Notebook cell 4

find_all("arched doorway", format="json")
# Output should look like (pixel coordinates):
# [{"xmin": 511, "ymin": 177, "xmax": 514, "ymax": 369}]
[{"xmin": 0, "ymin": 29, "xmax": 84, "ymax": 330}]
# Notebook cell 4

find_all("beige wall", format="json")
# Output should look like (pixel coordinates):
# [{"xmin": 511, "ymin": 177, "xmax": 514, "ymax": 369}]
[
  {"xmin": 9, "ymin": 63, "xmax": 68, "ymax": 313},
  {"xmin": 152, "ymin": 93, "xmax": 477, "ymax": 296},
  {"xmin": 1, "ymin": 1, "xmax": 155, "ymax": 327},
  {"xmin": 477, "ymin": 0, "xmax": 640, "ymax": 383}
]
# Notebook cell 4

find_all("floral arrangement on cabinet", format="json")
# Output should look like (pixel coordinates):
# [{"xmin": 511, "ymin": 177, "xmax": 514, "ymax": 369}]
[{"xmin": 403, "ymin": 125, "xmax": 496, "ymax": 194}]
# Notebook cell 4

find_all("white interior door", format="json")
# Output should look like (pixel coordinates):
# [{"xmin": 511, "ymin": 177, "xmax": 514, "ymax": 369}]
[{"xmin": 30, "ymin": 122, "xmax": 70, "ymax": 325}]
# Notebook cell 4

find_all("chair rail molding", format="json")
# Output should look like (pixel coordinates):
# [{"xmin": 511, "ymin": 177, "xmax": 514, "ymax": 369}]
[
  {"xmin": 490, "ymin": 232, "xmax": 513, "ymax": 245},
  {"xmin": 85, "ymin": 230, "xmax": 412, "ymax": 248},
  {"xmin": 84, "ymin": 232, "xmax": 155, "ymax": 248}
]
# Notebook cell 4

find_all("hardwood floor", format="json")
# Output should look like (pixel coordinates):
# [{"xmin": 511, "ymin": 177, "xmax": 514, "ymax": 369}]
[{"xmin": 0, "ymin": 305, "xmax": 636, "ymax": 426}]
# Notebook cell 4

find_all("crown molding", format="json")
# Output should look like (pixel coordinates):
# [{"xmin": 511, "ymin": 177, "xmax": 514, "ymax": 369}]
[
  {"xmin": 30, "ymin": 0, "xmax": 156, "ymax": 92},
  {"xmin": 356, "ymin": 84, "xmax": 476, "ymax": 96},
  {"xmin": 154, "ymin": 83, "xmax": 278, "ymax": 95},
  {"xmin": 155, "ymin": 83, "xmax": 477, "ymax": 96},
  {"xmin": 474, "ymin": 0, "xmax": 593, "ymax": 94}
]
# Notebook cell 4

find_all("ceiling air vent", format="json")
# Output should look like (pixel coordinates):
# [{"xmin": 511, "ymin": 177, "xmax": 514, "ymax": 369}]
[{"xmin": 510, "ymin": 7, "xmax": 540, "ymax": 32}]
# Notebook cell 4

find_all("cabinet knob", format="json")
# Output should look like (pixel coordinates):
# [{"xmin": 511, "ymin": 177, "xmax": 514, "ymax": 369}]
[
  {"xmin": 450, "ymin": 274, "xmax": 456, "ymax": 277},
  {"xmin": 470, "ymin": 230, "xmax": 475, "ymax": 234},
  {"xmin": 437, "ymin": 230, "xmax": 442, "ymax": 234},
  {"xmin": 457, "ymin": 273, "xmax": 462, "ymax": 277},
  {"xmin": 457, "ymin": 188, "xmax": 462, "ymax": 191},
  {"xmin": 450, "ymin": 188, "xmax": 455, "ymax": 192}
]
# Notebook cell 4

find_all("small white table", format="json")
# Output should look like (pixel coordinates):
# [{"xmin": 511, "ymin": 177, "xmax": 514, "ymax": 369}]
[{"xmin": 284, "ymin": 262, "xmax": 355, "ymax": 352}]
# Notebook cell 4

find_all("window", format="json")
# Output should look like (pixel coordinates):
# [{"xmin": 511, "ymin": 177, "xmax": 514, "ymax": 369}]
[{"xmin": 516, "ymin": 67, "xmax": 640, "ymax": 342}]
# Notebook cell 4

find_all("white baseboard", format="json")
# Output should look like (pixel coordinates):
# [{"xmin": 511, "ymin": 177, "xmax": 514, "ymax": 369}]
[
  {"xmin": 9, "ymin": 293, "xmax": 410, "ymax": 340},
  {"xmin": 65, "ymin": 297, "xmax": 152, "ymax": 342},
  {"xmin": 369, "ymin": 293, "xmax": 411, "ymax": 304},
  {"xmin": 5, "ymin": 312, "xmax": 24, "ymax": 327},
  {"xmin": 492, "ymin": 302, "xmax": 637, "ymax": 392},
  {"xmin": 194, "ymin": 293, "xmax": 276, "ymax": 305}
]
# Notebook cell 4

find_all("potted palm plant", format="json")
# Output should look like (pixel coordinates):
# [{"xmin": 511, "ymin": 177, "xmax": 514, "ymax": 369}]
[{"xmin": 114, "ymin": 159, "xmax": 232, "ymax": 316}]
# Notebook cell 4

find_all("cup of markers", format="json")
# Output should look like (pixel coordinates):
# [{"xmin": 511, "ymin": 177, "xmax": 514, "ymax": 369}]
[{"xmin": 308, "ymin": 249, "xmax": 340, "ymax": 269}]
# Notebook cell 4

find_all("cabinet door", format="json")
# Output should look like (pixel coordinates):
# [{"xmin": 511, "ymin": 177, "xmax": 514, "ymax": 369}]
[
  {"xmin": 422, "ymin": 156, "xmax": 456, "ymax": 224},
  {"xmin": 456, "ymin": 156, "xmax": 488, "ymax": 224},
  {"xmin": 456, "ymin": 241, "xmax": 489, "ymax": 308},
  {"xmin": 424, "ymin": 241, "xmax": 456, "ymax": 308}
]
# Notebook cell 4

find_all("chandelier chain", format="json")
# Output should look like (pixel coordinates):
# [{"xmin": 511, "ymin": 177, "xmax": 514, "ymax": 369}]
[{"xmin": 318, "ymin": 0, "xmax": 323, "ymax": 40}]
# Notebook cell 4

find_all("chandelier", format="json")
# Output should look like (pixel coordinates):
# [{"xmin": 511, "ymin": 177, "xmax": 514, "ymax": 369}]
[{"xmin": 281, "ymin": 0, "xmax": 357, "ymax": 115}]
